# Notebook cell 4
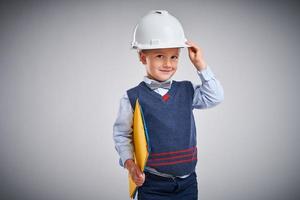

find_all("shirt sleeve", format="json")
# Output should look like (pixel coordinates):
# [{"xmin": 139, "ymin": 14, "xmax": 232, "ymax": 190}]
[
  {"xmin": 113, "ymin": 93, "xmax": 134, "ymax": 167},
  {"xmin": 192, "ymin": 65, "xmax": 224, "ymax": 109}
]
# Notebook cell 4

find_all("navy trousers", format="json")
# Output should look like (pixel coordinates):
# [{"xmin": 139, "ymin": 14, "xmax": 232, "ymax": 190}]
[{"xmin": 137, "ymin": 172, "xmax": 198, "ymax": 200}]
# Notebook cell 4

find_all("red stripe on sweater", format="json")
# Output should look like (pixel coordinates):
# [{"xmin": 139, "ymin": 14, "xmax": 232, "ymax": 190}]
[
  {"xmin": 147, "ymin": 157, "xmax": 197, "ymax": 167},
  {"xmin": 148, "ymin": 152, "xmax": 196, "ymax": 162},
  {"xmin": 149, "ymin": 147, "xmax": 196, "ymax": 157}
]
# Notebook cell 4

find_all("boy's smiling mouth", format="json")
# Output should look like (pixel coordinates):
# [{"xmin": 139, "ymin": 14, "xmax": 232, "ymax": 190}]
[{"xmin": 159, "ymin": 69, "xmax": 173, "ymax": 72}]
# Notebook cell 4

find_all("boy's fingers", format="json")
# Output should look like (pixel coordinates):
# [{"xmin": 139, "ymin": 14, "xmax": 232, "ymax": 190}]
[
  {"xmin": 186, "ymin": 40, "xmax": 193, "ymax": 44},
  {"xmin": 138, "ymin": 171, "xmax": 143, "ymax": 178},
  {"xmin": 134, "ymin": 173, "xmax": 145, "ymax": 183},
  {"xmin": 137, "ymin": 173, "xmax": 145, "ymax": 181},
  {"xmin": 130, "ymin": 167, "xmax": 142, "ymax": 178},
  {"xmin": 135, "ymin": 167, "xmax": 143, "ymax": 177},
  {"xmin": 136, "ymin": 182, "xmax": 143, "ymax": 187},
  {"xmin": 186, "ymin": 40, "xmax": 200, "ymax": 51},
  {"xmin": 135, "ymin": 173, "xmax": 144, "ymax": 181},
  {"xmin": 135, "ymin": 177, "xmax": 145, "ymax": 186},
  {"xmin": 186, "ymin": 40, "xmax": 196, "ymax": 47}
]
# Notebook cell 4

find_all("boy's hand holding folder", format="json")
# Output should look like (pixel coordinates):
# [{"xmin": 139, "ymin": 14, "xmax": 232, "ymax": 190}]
[{"xmin": 125, "ymin": 159, "xmax": 145, "ymax": 186}]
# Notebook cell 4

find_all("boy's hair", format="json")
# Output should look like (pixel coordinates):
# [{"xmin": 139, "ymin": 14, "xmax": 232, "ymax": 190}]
[
  {"xmin": 137, "ymin": 48, "xmax": 182, "ymax": 63},
  {"xmin": 137, "ymin": 49, "xmax": 152, "ymax": 54}
]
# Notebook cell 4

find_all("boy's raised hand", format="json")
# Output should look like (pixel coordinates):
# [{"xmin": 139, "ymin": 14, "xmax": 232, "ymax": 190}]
[
  {"xmin": 125, "ymin": 159, "xmax": 145, "ymax": 186},
  {"xmin": 186, "ymin": 40, "xmax": 207, "ymax": 71}
]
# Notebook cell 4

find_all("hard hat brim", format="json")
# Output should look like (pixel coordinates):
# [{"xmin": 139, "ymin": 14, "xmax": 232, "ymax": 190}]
[{"xmin": 131, "ymin": 43, "xmax": 191, "ymax": 50}]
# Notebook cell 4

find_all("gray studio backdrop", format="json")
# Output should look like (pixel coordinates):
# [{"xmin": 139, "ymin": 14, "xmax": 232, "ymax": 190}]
[{"xmin": 0, "ymin": 0, "xmax": 299, "ymax": 200}]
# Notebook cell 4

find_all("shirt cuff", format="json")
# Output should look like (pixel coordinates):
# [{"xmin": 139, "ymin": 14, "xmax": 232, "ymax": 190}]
[
  {"xmin": 197, "ymin": 65, "xmax": 215, "ymax": 82},
  {"xmin": 119, "ymin": 150, "xmax": 134, "ymax": 168}
]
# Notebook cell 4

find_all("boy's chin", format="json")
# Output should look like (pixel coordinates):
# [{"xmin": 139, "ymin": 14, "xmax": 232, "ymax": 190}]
[
  {"xmin": 156, "ymin": 76, "xmax": 173, "ymax": 82},
  {"xmin": 148, "ymin": 73, "xmax": 174, "ymax": 82}
]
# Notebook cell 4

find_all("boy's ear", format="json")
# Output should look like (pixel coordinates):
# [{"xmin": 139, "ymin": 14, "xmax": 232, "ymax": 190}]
[{"xmin": 139, "ymin": 51, "xmax": 147, "ymax": 64}]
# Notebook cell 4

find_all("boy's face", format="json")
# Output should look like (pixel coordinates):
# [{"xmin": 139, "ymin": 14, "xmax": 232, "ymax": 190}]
[{"xmin": 139, "ymin": 48, "xmax": 180, "ymax": 82}]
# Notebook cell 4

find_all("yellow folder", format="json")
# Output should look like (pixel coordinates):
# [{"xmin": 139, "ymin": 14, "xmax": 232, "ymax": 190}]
[{"xmin": 129, "ymin": 99, "xmax": 150, "ymax": 199}]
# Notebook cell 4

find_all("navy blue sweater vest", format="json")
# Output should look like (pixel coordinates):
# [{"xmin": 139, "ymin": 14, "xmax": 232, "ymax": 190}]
[{"xmin": 127, "ymin": 81, "xmax": 197, "ymax": 176}]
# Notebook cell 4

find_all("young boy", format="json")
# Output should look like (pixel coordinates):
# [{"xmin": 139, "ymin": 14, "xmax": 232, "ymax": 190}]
[{"xmin": 113, "ymin": 10, "xmax": 224, "ymax": 200}]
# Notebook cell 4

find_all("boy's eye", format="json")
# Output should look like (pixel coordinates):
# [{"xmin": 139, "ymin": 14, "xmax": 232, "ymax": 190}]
[
  {"xmin": 171, "ymin": 56, "xmax": 178, "ymax": 59},
  {"xmin": 156, "ymin": 55, "xmax": 163, "ymax": 58}
]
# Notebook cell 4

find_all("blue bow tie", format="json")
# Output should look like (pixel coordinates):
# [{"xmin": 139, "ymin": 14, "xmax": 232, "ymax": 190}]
[{"xmin": 147, "ymin": 80, "xmax": 172, "ymax": 90}]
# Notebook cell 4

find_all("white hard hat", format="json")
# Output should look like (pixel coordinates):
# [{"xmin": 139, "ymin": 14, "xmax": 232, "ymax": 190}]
[{"xmin": 131, "ymin": 10, "xmax": 190, "ymax": 50}]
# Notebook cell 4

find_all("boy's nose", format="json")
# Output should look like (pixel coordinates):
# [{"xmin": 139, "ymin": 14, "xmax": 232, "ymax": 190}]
[{"xmin": 163, "ymin": 59, "xmax": 172, "ymax": 68}]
